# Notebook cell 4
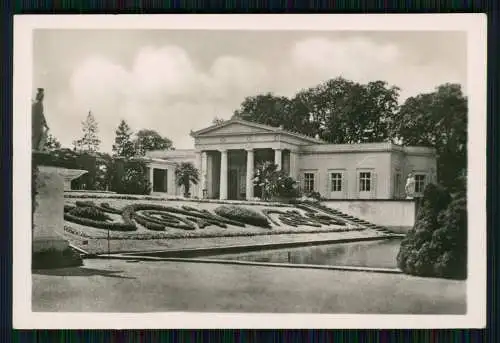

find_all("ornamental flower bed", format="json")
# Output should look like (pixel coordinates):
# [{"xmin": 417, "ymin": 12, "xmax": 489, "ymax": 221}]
[{"xmin": 63, "ymin": 197, "xmax": 370, "ymax": 240}]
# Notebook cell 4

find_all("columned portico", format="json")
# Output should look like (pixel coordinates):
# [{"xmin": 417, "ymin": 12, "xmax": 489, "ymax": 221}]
[
  {"xmin": 245, "ymin": 148, "xmax": 255, "ymax": 200},
  {"xmin": 189, "ymin": 118, "xmax": 326, "ymax": 200},
  {"xmin": 219, "ymin": 149, "xmax": 228, "ymax": 200}
]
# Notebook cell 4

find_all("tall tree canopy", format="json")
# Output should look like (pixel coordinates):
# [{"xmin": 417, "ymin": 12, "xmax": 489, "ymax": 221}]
[
  {"xmin": 232, "ymin": 78, "xmax": 400, "ymax": 144},
  {"xmin": 134, "ymin": 129, "xmax": 174, "ymax": 155},
  {"xmin": 232, "ymin": 93, "xmax": 292, "ymax": 128},
  {"xmin": 73, "ymin": 111, "xmax": 101, "ymax": 153},
  {"xmin": 388, "ymin": 83, "xmax": 467, "ymax": 192},
  {"xmin": 112, "ymin": 119, "xmax": 136, "ymax": 158}
]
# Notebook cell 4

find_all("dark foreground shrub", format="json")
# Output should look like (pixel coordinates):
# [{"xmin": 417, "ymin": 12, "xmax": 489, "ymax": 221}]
[
  {"xmin": 214, "ymin": 205, "xmax": 270, "ymax": 228},
  {"xmin": 397, "ymin": 184, "xmax": 466, "ymax": 280},
  {"xmin": 32, "ymin": 247, "xmax": 83, "ymax": 269}
]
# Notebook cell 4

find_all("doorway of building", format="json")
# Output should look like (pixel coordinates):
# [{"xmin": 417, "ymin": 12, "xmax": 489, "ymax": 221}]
[{"xmin": 153, "ymin": 169, "xmax": 168, "ymax": 193}]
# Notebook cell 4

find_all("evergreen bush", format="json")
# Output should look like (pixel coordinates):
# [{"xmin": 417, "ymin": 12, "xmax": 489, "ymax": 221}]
[{"xmin": 397, "ymin": 183, "xmax": 467, "ymax": 280}]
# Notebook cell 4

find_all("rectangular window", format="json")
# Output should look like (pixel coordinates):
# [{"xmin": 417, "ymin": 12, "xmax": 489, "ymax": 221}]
[
  {"xmin": 304, "ymin": 172, "xmax": 315, "ymax": 193},
  {"xmin": 415, "ymin": 174, "xmax": 427, "ymax": 193},
  {"xmin": 330, "ymin": 173, "xmax": 342, "ymax": 192},
  {"xmin": 359, "ymin": 172, "xmax": 371, "ymax": 192}
]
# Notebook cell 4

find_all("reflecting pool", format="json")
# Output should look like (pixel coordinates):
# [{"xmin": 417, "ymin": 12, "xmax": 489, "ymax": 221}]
[{"xmin": 206, "ymin": 239, "xmax": 403, "ymax": 269}]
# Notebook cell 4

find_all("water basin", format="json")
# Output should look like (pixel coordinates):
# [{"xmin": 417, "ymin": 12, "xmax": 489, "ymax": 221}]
[{"xmin": 205, "ymin": 238, "xmax": 403, "ymax": 269}]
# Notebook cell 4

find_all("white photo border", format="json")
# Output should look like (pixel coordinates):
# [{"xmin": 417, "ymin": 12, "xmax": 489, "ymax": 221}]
[{"xmin": 12, "ymin": 14, "xmax": 487, "ymax": 329}]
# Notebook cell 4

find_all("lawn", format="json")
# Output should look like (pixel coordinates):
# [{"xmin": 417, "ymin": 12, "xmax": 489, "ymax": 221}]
[{"xmin": 32, "ymin": 258, "xmax": 466, "ymax": 314}]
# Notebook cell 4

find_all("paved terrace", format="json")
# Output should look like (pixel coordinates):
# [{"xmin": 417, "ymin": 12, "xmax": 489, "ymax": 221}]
[{"xmin": 32, "ymin": 258, "xmax": 466, "ymax": 314}]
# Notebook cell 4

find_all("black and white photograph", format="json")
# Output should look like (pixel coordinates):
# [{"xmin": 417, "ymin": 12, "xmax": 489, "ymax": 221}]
[{"xmin": 13, "ymin": 14, "xmax": 486, "ymax": 329}]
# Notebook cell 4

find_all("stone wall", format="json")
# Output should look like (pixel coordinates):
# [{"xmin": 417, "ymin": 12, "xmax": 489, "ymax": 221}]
[{"xmin": 321, "ymin": 200, "xmax": 417, "ymax": 232}]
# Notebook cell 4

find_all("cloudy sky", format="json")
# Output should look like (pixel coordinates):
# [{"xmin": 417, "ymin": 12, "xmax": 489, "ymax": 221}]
[{"xmin": 33, "ymin": 29, "xmax": 467, "ymax": 152}]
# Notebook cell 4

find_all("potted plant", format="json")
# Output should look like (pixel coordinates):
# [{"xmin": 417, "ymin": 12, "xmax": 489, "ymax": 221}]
[{"xmin": 175, "ymin": 162, "xmax": 200, "ymax": 198}]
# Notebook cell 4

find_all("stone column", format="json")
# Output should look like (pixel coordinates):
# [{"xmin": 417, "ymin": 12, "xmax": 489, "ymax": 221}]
[
  {"xmin": 246, "ymin": 148, "xmax": 254, "ymax": 200},
  {"xmin": 201, "ymin": 151, "xmax": 208, "ymax": 198},
  {"xmin": 274, "ymin": 148, "xmax": 282, "ymax": 170},
  {"xmin": 289, "ymin": 150, "xmax": 298, "ymax": 179},
  {"xmin": 219, "ymin": 149, "xmax": 228, "ymax": 200},
  {"xmin": 149, "ymin": 166, "xmax": 155, "ymax": 192},
  {"xmin": 195, "ymin": 151, "xmax": 202, "ymax": 198}
]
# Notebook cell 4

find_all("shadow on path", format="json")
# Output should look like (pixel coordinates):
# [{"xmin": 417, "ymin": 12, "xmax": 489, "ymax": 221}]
[{"xmin": 33, "ymin": 267, "xmax": 136, "ymax": 279}]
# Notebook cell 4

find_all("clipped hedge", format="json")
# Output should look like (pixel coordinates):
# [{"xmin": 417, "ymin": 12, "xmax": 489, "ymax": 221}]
[
  {"xmin": 99, "ymin": 202, "xmax": 123, "ymax": 214},
  {"xmin": 64, "ymin": 212, "xmax": 137, "ymax": 231},
  {"xmin": 214, "ymin": 205, "xmax": 270, "ymax": 228},
  {"xmin": 132, "ymin": 213, "xmax": 166, "ymax": 231},
  {"xmin": 68, "ymin": 206, "xmax": 111, "ymax": 221},
  {"xmin": 134, "ymin": 210, "xmax": 196, "ymax": 231},
  {"xmin": 64, "ymin": 204, "xmax": 76, "ymax": 213},
  {"xmin": 121, "ymin": 203, "xmax": 235, "ymax": 231},
  {"xmin": 75, "ymin": 200, "xmax": 96, "ymax": 208},
  {"xmin": 262, "ymin": 207, "xmax": 345, "ymax": 228}
]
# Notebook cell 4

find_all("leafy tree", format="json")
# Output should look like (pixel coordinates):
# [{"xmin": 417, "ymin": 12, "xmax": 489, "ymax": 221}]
[
  {"xmin": 389, "ymin": 83, "xmax": 467, "ymax": 192},
  {"xmin": 94, "ymin": 153, "xmax": 113, "ymax": 191},
  {"xmin": 108, "ymin": 158, "xmax": 151, "ymax": 195},
  {"xmin": 44, "ymin": 133, "xmax": 61, "ymax": 150},
  {"xmin": 175, "ymin": 162, "xmax": 200, "ymax": 198},
  {"xmin": 231, "ymin": 78, "xmax": 400, "ymax": 144},
  {"xmin": 290, "ymin": 78, "xmax": 400, "ymax": 143},
  {"xmin": 397, "ymin": 182, "xmax": 466, "ymax": 280},
  {"xmin": 73, "ymin": 111, "xmax": 101, "ymax": 153},
  {"xmin": 134, "ymin": 129, "xmax": 174, "ymax": 155},
  {"xmin": 232, "ymin": 93, "xmax": 292, "ymax": 128},
  {"xmin": 112, "ymin": 120, "xmax": 136, "ymax": 158}
]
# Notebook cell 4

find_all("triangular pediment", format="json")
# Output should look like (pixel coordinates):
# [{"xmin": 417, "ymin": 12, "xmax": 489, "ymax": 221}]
[
  {"xmin": 191, "ymin": 119, "xmax": 278, "ymax": 137},
  {"xmin": 190, "ymin": 119, "xmax": 325, "ymax": 144}
]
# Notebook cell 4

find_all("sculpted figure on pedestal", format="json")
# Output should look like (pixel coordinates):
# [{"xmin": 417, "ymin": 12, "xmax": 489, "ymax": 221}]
[
  {"xmin": 405, "ymin": 172, "xmax": 416, "ymax": 199},
  {"xmin": 32, "ymin": 88, "xmax": 49, "ymax": 151}
]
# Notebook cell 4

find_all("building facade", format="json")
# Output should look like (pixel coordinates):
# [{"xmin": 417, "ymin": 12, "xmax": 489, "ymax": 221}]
[{"xmin": 144, "ymin": 119, "xmax": 437, "ymax": 200}]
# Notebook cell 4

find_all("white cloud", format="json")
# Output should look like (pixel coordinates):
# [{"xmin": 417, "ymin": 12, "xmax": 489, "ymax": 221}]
[{"xmin": 49, "ymin": 37, "xmax": 465, "ymax": 152}]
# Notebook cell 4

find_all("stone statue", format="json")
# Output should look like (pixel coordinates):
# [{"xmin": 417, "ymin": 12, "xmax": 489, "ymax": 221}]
[
  {"xmin": 32, "ymin": 88, "xmax": 49, "ymax": 151},
  {"xmin": 405, "ymin": 172, "xmax": 416, "ymax": 199}
]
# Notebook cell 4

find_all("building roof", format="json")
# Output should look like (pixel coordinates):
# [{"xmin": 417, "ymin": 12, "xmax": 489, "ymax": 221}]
[
  {"xmin": 301, "ymin": 142, "xmax": 436, "ymax": 155},
  {"xmin": 190, "ymin": 118, "xmax": 325, "ymax": 144},
  {"xmin": 145, "ymin": 149, "xmax": 196, "ymax": 160}
]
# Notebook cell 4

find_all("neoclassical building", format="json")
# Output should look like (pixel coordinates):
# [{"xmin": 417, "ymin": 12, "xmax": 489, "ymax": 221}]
[{"xmin": 144, "ymin": 119, "xmax": 437, "ymax": 201}]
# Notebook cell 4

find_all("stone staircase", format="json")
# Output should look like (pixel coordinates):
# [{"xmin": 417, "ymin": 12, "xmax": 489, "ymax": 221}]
[{"xmin": 302, "ymin": 203, "xmax": 400, "ymax": 236}]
